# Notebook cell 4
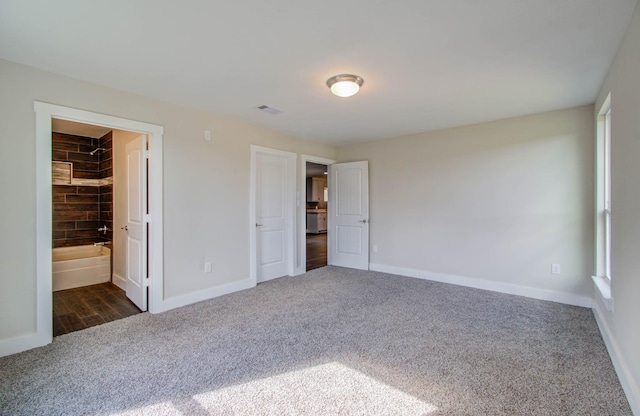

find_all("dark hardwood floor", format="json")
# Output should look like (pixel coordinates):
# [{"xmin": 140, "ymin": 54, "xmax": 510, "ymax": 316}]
[
  {"xmin": 53, "ymin": 282, "xmax": 142, "ymax": 337},
  {"xmin": 306, "ymin": 233, "xmax": 327, "ymax": 271}
]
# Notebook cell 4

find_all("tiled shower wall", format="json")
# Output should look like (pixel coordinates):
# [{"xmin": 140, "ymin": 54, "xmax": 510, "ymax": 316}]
[{"xmin": 52, "ymin": 131, "xmax": 113, "ymax": 248}]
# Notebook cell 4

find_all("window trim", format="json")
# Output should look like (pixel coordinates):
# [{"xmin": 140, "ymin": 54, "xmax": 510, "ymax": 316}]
[{"xmin": 593, "ymin": 93, "xmax": 613, "ymax": 311}]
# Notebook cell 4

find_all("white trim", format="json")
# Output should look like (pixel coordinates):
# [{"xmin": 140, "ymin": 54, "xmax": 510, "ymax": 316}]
[
  {"xmin": 592, "ymin": 275, "xmax": 614, "ymax": 311},
  {"xmin": 0, "ymin": 333, "xmax": 49, "ymax": 357},
  {"xmin": 154, "ymin": 279, "xmax": 255, "ymax": 313},
  {"xmin": 593, "ymin": 301, "xmax": 640, "ymax": 415},
  {"xmin": 370, "ymin": 263, "xmax": 593, "ymax": 308},
  {"xmin": 298, "ymin": 154, "xmax": 336, "ymax": 275},
  {"xmin": 112, "ymin": 272, "xmax": 127, "ymax": 291},
  {"xmin": 2, "ymin": 101, "xmax": 166, "ymax": 358},
  {"xmin": 249, "ymin": 145, "xmax": 297, "ymax": 284}
]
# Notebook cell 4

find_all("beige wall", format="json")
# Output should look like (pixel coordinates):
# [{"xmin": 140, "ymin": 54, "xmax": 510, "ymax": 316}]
[
  {"xmin": 593, "ymin": 3, "xmax": 640, "ymax": 412},
  {"xmin": 0, "ymin": 58, "xmax": 335, "ymax": 342},
  {"xmin": 337, "ymin": 105, "xmax": 595, "ymax": 301}
]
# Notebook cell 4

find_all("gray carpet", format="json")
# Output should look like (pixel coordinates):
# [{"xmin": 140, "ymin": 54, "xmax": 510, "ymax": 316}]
[{"xmin": 0, "ymin": 266, "xmax": 632, "ymax": 415}]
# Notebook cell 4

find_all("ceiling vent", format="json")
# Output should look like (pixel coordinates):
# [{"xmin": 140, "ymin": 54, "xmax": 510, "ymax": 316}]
[{"xmin": 256, "ymin": 105, "xmax": 283, "ymax": 115}]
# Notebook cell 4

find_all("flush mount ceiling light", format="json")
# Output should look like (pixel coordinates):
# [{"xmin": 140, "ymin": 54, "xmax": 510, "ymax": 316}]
[{"xmin": 326, "ymin": 74, "xmax": 364, "ymax": 98}]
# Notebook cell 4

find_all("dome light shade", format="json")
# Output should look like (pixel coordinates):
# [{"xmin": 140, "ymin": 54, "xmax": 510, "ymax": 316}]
[{"xmin": 326, "ymin": 74, "xmax": 364, "ymax": 98}]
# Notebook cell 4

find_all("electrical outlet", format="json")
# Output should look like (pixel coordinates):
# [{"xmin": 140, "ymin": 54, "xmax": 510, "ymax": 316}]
[
  {"xmin": 204, "ymin": 130, "xmax": 211, "ymax": 141},
  {"xmin": 204, "ymin": 262, "xmax": 212, "ymax": 273},
  {"xmin": 551, "ymin": 263, "xmax": 561, "ymax": 275}
]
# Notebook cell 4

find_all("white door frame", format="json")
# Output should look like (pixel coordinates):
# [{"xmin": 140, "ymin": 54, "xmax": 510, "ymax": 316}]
[
  {"xmin": 298, "ymin": 155, "xmax": 336, "ymax": 274},
  {"xmin": 34, "ymin": 102, "xmax": 164, "ymax": 349},
  {"xmin": 249, "ymin": 145, "xmax": 297, "ymax": 284}
]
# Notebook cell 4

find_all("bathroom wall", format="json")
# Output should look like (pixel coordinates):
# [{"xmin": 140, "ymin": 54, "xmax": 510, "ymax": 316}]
[{"xmin": 52, "ymin": 131, "xmax": 113, "ymax": 247}]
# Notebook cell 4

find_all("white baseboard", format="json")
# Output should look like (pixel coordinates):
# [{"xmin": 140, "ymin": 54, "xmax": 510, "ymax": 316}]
[
  {"xmin": 153, "ymin": 278, "xmax": 256, "ymax": 313},
  {"xmin": 369, "ymin": 263, "xmax": 592, "ymax": 308},
  {"xmin": 0, "ymin": 332, "xmax": 50, "ymax": 358},
  {"xmin": 593, "ymin": 301, "xmax": 640, "ymax": 415},
  {"xmin": 112, "ymin": 273, "xmax": 126, "ymax": 291}
]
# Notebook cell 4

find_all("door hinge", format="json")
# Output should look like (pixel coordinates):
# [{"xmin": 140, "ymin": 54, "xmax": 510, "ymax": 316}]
[
  {"xmin": 144, "ymin": 214, "xmax": 151, "ymax": 223},
  {"xmin": 144, "ymin": 150, "xmax": 150, "ymax": 159}
]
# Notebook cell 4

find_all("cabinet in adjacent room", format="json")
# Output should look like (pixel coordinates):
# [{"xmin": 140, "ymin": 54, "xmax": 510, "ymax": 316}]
[
  {"xmin": 306, "ymin": 176, "xmax": 327, "ymax": 202},
  {"xmin": 307, "ymin": 211, "xmax": 327, "ymax": 234}
]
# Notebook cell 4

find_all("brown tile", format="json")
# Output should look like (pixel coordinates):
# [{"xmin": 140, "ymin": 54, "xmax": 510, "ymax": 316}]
[
  {"xmin": 53, "ymin": 202, "xmax": 99, "ymax": 212},
  {"xmin": 67, "ymin": 152, "xmax": 99, "ymax": 162},
  {"xmin": 73, "ymin": 171, "xmax": 101, "ymax": 179},
  {"xmin": 69, "ymin": 296, "xmax": 97, "ymax": 318},
  {"xmin": 100, "ymin": 193, "xmax": 112, "ymax": 203},
  {"xmin": 52, "ymin": 150, "xmax": 69, "ymax": 161},
  {"xmin": 77, "ymin": 186, "xmax": 100, "ymax": 194},
  {"xmin": 71, "ymin": 161, "xmax": 99, "ymax": 171},
  {"xmin": 76, "ymin": 220, "xmax": 100, "ymax": 230},
  {"xmin": 53, "ymin": 132, "xmax": 92, "ymax": 143},
  {"xmin": 58, "ymin": 313, "xmax": 87, "ymax": 332},
  {"xmin": 53, "ymin": 297, "xmax": 72, "ymax": 315},
  {"xmin": 87, "ymin": 211, "xmax": 100, "ymax": 220},
  {"xmin": 82, "ymin": 315, "xmax": 107, "ymax": 328},
  {"xmin": 52, "ymin": 194, "xmax": 65, "ymax": 203},
  {"xmin": 76, "ymin": 142, "xmax": 101, "ymax": 156},
  {"xmin": 53, "ymin": 221, "xmax": 76, "ymax": 231},
  {"xmin": 100, "ymin": 184, "xmax": 113, "ymax": 193},
  {"xmin": 53, "ymin": 185, "xmax": 77, "ymax": 195},
  {"xmin": 66, "ymin": 194, "xmax": 99, "ymax": 204},
  {"xmin": 53, "ymin": 314, "xmax": 67, "ymax": 337},
  {"xmin": 99, "ymin": 131, "xmax": 113, "ymax": 142},
  {"xmin": 52, "ymin": 230, "xmax": 66, "ymax": 239},
  {"xmin": 65, "ymin": 229, "xmax": 100, "ymax": 239},
  {"xmin": 53, "ymin": 211, "xmax": 89, "ymax": 221},
  {"xmin": 52, "ymin": 141, "xmax": 80, "ymax": 152}
]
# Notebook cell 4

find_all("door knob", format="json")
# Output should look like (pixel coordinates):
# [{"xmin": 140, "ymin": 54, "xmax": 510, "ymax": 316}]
[
  {"xmin": 121, "ymin": 225, "xmax": 128, "ymax": 231},
  {"xmin": 358, "ymin": 219, "xmax": 368, "ymax": 223},
  {"xmin": 256, "ymin": 223, "xmax": 264, "ymax": 227}
]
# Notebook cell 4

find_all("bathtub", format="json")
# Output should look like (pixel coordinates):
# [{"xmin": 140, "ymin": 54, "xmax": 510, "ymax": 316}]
[{"xmin": 52, "ymin": 245, "xmax": 111, "ymax": 291}]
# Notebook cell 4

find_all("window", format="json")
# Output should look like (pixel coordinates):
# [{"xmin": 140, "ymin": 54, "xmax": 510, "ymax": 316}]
[{"xmin": 593, "ymin": 94, "xmax": 613, "ymax": 309}]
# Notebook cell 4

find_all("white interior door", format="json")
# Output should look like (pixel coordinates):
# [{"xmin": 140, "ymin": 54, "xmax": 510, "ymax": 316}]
[
  {"xmin": 329, "ymin": 161, "xmax": 369, "ymax": 270},
  {"xmin": 124, "ymin": 135, "xmax": 147, "ymax": 311},
  {"xmin": 256, "ymin": 151, "xmax": 293, "ymax": 282}
]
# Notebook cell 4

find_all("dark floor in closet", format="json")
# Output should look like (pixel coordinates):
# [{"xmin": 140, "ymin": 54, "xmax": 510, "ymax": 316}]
[
  {"xmin": 53, "ymin": 282, "xmax": 141, "ymax": 337},
  {"xmin": 306, "ymin": 233, "xmax": 327, "ymax": 271}
]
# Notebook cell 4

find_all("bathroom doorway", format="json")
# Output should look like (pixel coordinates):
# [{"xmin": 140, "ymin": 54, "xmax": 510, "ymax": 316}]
[
  {"xmin": 32, "ymin": 102, "xmax": 163, "ymax": 350},
  {"xmin": 305, "ymin": 161, "xmax": 329, "ymax": 271},
  {"xmin": 51, "ymin": 120, "xmax": 147, "ymax": 335}
]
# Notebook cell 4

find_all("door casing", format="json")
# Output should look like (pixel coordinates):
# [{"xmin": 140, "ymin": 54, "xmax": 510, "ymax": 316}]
[
  {"xmin": 298, "ymin": 155, "xmax": 335, "ymax": 274},
  {"xmin": 33, "ymin": 102, "xmax": 164, "ymax": 351}
]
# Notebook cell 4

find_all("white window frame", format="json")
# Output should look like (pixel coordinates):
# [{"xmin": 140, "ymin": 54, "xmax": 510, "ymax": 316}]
[{"xmin": 593, "ymin": 93, "xmax": 613, "ymax": 310}]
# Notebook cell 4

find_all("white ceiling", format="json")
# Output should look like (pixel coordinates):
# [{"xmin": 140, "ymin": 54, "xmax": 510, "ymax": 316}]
[{"xmin": 0, "ymin": 0, "xmax": 636, "ymax": 145}]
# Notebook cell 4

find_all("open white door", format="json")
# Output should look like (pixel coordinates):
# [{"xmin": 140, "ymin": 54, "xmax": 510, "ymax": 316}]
[
  {"xmin": 328, "ymin": 161, "xmax": 369, "ymax": 270},
  {"xmin": 124, "ymin": 135, "xmax": 148, "ymax": 311},
  {"xmin": 255, "ymin": 150, "xmax": 295, "ymax": 282}
]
